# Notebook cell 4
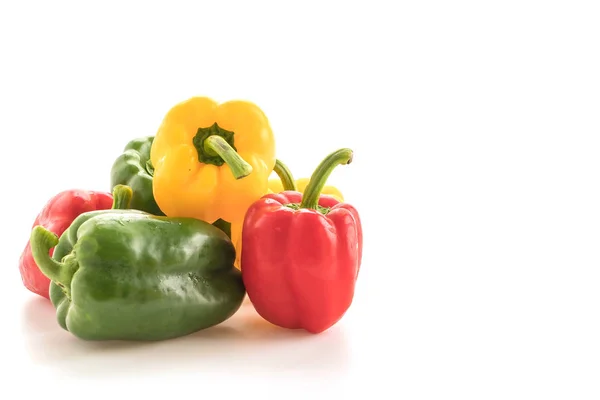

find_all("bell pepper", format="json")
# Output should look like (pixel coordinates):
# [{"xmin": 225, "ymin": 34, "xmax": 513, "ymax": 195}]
[
  {"xmin": 110, "ymin": 135, "xmax": 232, "ymax": 237},
  {"xmin": 30, "ymin": 185, "xmax": 245, "ymax": 341},
  {"xmin": 110, "ymin": 135, "xmax": 165, "ymax": 216},
  {"xmin": 18, "ymin": 189, "xmax": 113, "ymax": 299},
  {"xmin": 231, "ymin": 159, "xmax": 345, "ymax": 269},
  {"xmin": 150, "ymin": 96, "xmax": 276, "ymax": 224},
  {"xmin": 240, "ymin": 148, "xmax": 363, "ymax": 334}
]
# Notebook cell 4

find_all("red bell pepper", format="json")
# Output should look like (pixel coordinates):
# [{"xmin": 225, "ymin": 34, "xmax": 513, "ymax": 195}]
[
  {"xmin": 18, "ymin": 189, "xmax": 114, "ymax": 299},
  {"xmin": 241, "ymin": 148, "xmax": 363, "ymax": 334}
]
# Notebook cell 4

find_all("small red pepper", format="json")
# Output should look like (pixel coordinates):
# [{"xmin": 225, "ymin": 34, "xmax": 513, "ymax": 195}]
[
  {"xmin": 241, "ymin": 148, "xmax": 363, "ymax": 334},
  {"xmin": 18, "ymin": 189, "xmax": 114, "ymax": 299}
]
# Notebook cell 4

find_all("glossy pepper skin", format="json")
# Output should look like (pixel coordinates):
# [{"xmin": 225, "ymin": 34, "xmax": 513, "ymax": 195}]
[
  {"xmin": 30, "ymin": 185, "xmax": 245, "ymax": 341},
  {"xmin": 150, "ymin": 96, "xmax": 276, "ymax": 224},
  {"xmin": 110, "ymin": 135, "xmax": 165, "ymax": 216},
  {"xmin": 18, "ymin": 189, "xmax": 113, "ymax": 299},
  {"xmin": 241, "ymin": 149, "xmax": 363, "ymax": 333}
]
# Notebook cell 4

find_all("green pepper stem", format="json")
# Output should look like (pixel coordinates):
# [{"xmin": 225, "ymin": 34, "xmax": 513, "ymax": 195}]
[
  {"xmin": 273, "ymin": 159, "xmax": 297, "ymax": 191},
  {"xmin": 204, "ymin": 135, "xmax": 253, "ymax": 179},
  {"xmin": 29, "ymin": 226, "xmax": 78, "ymax": 291},
  {"xmin": 300, "ymin": 148, "xmax": 353, "ymax": 210},
  {"xmin": 111, "ymin": 184, "xmax": 133, "ymax": 209},
  {"xmin": 212, "ymin": 218, "xmax": 232, "ymax": 239}
]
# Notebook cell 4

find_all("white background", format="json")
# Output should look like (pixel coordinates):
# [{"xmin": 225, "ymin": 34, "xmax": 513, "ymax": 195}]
[{"xmin": 1, "ymin": 0, "xmax": 599, "ymax": 398}]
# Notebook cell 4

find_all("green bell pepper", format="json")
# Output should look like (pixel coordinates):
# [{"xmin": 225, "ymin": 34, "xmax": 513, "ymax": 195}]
[
  {"xmin": 30, "ymin": 185, "xmax": 246, "ymax": 341},
  {"xmin": 110, "ymin": 136, "xmax": 164, "ymax": 216}
]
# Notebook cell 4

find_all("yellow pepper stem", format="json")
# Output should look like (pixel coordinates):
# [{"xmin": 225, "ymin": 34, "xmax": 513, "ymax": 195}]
[
  {"xmin": 300, "ymin": 148, "xmax": 353, "ymax": 210},
  {"xmin": 204, "ymin": 135, "xmax": 253, "ymax": 179},
  {"xmin": 273, "ymin": 159, "xmax": 298, "ymax": 191}
]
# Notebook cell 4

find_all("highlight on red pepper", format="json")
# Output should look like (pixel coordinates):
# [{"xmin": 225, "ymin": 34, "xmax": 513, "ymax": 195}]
[
  {"xmin": 18, "ymin": 189, "xmax": 114, "ymax": 299},
  {"xmin": 240, "ymin": 148, "xmax": 363, "ymax": 334}
]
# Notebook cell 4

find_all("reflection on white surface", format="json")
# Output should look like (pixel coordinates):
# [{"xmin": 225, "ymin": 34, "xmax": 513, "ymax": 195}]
[{"xmin": 20, "ymin": 295, "xmax": 351, "ymax": 379}]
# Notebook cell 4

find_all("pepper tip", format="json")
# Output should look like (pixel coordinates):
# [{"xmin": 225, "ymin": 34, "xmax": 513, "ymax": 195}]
[{"xmin": 347, "ymin": 150, "xmax": 354, "ymax": 165}]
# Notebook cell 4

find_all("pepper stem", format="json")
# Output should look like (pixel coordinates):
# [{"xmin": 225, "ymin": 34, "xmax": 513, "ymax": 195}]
[
  {"xmin": 212, "ymin": 218, "xmax": 232, "ymax": 239},
  {"xmin": 111, "ymin": 184, "xmax": 133, "ymax": 210},
  {"xmin": 145, "ymin": 159, "xmax": 155, "ymax": 176},
  {"xmin": 29, "ymin": 226, "xmax": 78, "ymax": 293},
  {"xmin": 300, "ymin": 148, "xmax": 353, "ymax": 210},
  {"xmin": 204, "ymin": 135, "xmax": 253, "ymax": 179},
  {"xmin": 273, "ymin": 159, "xmax": 297, "ymax": 191}
]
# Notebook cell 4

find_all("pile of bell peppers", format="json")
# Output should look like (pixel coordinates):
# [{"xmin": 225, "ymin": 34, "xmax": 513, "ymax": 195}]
[{"xmin": 19, "ymin": 96, "xmax": 363, "ymax": 341}]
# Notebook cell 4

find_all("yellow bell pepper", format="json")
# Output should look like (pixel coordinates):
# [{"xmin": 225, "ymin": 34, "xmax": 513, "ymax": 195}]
[
  {"xmin": 231, "ymin": 159, "xmax": 344, "ymax": 269},
  {"xmin": 267, "ymin": 177, "xmax": 344, "ymax": 202},
  {"xmin": 150, "ymin": 96, "xmax": 276, "ymax": 224}
]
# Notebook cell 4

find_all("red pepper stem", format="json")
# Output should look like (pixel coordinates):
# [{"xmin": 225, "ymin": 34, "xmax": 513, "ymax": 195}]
[
  {"xmin": 111, "ymin": 184, "xmax": 133, "ymax": 210},
  {"xmin": 29, "ymin": 226, "xmax": 78, "ymax": 295},
  {"xmin": 204, "ymin": 135, "xmax": 253, "ymax": 179},
  {"xmin": 273, "ymin": 159, "xmax": 298, "ymax": 191},
  {"xmin": 300, "ymin": 148, "xmax": 353, "ymax": 210}
]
